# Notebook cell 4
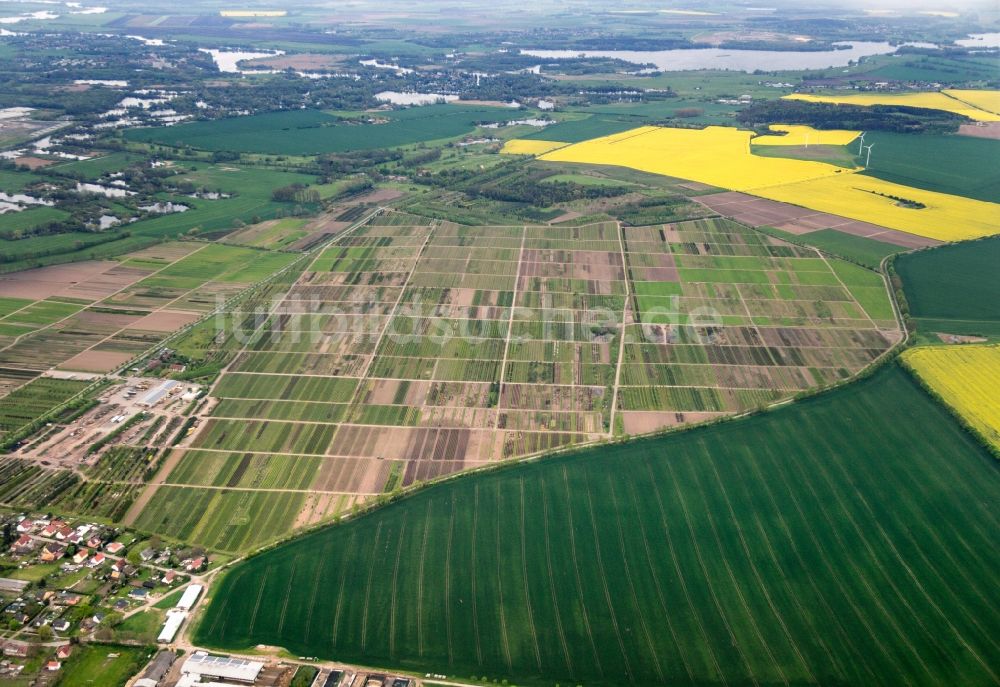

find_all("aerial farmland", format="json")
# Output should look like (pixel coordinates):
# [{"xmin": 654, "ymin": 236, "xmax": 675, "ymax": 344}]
[
  {"xmin": 110, "ymin": 208, "xmax": 905, "ymax": 553},
  {"xmin": 0, "ymin": 1, "xmax": 998, "ymax": 686}
]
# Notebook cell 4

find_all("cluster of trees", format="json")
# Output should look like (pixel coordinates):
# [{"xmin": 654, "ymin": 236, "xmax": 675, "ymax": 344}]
[
  {"xmin": 399, "ymin": 148, "xmax": 442, "ymax": 168},
  {"xmin": 272, "ymin": 183, "xmax": 321, "ymax": 204},
  {"xmin": 866, "ymin": 189, "xmax": 926, "ymax": 209},
  {"xmin": 319, "ymin": 149, "xmax": 403, "ymax": 175},
  {"xmin": 738, "ymin": 100, "xmax": 966, "ymax": 134},
  {"xmin": 471, "ymin": 176, "xmax": 628, "ymax": 205}
]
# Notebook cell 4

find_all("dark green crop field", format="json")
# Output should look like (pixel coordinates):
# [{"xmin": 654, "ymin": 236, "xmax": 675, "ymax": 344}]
[
  {"xmin": 126, "ymin": 105, "xmax": 525, "ymax": 155},
  {"xmin": 759, "ymin": 226, "xmax": 901, "ymax": 270},
  {"xmin": 196, "ymin": 364, "xmax": 1000, "ymax": 686},
  {"xmin": 522, "ymin": 114, "xmax": 641, "ymax": 143},
  {"xmin": 861, "ymin": 132, "xmax": 1000, "ymax": 204},
  {"xmin": 896, "ymin": 235, "xmax": 1000, "ymax": 337}
]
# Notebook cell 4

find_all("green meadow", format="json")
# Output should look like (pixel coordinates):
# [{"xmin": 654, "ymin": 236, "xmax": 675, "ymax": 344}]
[{"xmin": 126, "ymin": 105, "xmax": 529, "ymax": 155}]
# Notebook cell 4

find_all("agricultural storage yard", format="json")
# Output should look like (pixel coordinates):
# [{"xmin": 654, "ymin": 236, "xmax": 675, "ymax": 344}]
[
  {"xmin": 129, "ymin": 210, "xmax": 902, "ymax": 552},
  {"xmin": 196, "ymin": 364, "xmax": 1000, "ymax": 687}
]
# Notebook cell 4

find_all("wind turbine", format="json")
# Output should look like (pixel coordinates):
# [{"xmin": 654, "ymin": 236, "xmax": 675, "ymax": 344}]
[
  {"xmin": 857, "ymin": 131, "xmax": 866, "ymax": 155},
  {"xmin": 865, "ymin": 143, "xmax": 875, "ymax": 168}
]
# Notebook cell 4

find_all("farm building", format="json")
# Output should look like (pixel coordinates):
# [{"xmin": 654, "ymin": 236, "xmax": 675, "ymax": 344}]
[
  {"xmin": 181, "ymin": 652, "xmax": 263, "ymax": 683},
  {"xmin": 139, "ymin": 380, "xmax": 178, "ymax": 407},
  {"xmin": 176, "ymin": 584, "xmax": 202, "ymax": 611},
  {"xmin": 135, "ymin": 649, "xmax": 176, "ymax": 687},
  {"xmin": 157, "ymin": 610, "xmax": 186, "ymax": 643}
]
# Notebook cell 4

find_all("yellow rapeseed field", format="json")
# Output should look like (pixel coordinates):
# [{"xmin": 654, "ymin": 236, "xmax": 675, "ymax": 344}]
[
  {"xmin": 756, "ymin": 175, "xmax": 1000, "ymax": 241},
  {"xmin": 903, "ymin": 344, "xmax": 1000, "ymax": 449},
  {"xmin": 539, "ymin": 125, "xmax": 847, "ymax": 191},
  {"xmin": 541, "ymin": 124, "xmax": 1000, "ymax": 242},
  {"xmin": 782, "ymin": 92, "xmax": 1000, "ymax": 122},
  {"xmin": 500, "ymin": 139, "xmax": 568, "ymax": 155},
  {"xmin": 752, "ymin": 124, "xmax": 860, "ymax": 146},
  {"xmin": 943, "ymin": 89, "xmax": 1000, "ymax": 116}
]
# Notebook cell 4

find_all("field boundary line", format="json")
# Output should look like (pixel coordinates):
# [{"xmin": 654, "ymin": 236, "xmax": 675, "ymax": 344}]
[
  {"xmin": 685, "ymin": 447, "xmax": 790, "ymax": 685},
  {"xmin": 582, "ymin": 471, "xmax": 633, "ymax": 680},
  {"xmin": 246, "ymin": 565, "xmax": 271, "ymax": 635},
  {"xmin": 705, "ymin": 448, "xmax": 816, "ymax": 682},
  {"xmin": 815, "ymin": 248, "xmax": 880, "ymax": 330},
  {"xmin": 443, "ymin": 493, "xmax": 456, "ymax": 667},
  {"xmin": 774, "ymin": 428, "xmax": 933, "ymax": 676},
  {"xmin": 470, "ymin": 484, "xmax": 483, "ymax": 666},
  {"xmin": 538, "ymin": 475, "xmax": 574, "ymax": 675},
  {"xmin": 495, "ymin": 485, "xmax": 513, "ymax": 671},
  {"xmin": 416, "ymin": 500, "xmax": 431, "ymax": 657},
  {"xmin": 331, "ymin": 531, "xmax": 356, "ymax": 646},
  {"xmin": 203, "ymin": 207, "xmax": 385, "ymax": 400},
  {"xmin": 360, "ymin": 521, "xmax": 383, "ymax": 652},
  {"xmin": 624, "ymin": 474, "xmax": 695, "ymax": 682},
  {"xmin": 347, "ymin": 225, "xmax": 434, "ymax": 385},
  {"xmin": 518, "ymin": 477, "xmax": 543, "ymax": 671},
  {"xmin": 492, "ymin": 225, "xmax": 528, "ymax": 436},
  {"xmin": 609, "ymin": 220, "xmax": 630, "ymax": 436},
  {"xmin": 882, "ymin": 392, "xmax": 1000, "ymax": 557},
  {"xmin": 818, "ymin": 426, "xmax": 1000, "ymax": 678},
  {"xmin": 559, "ymin": 467, "xmax": 602, "ymax": 676},
  {"xmin": 606, "ymin": 476, "xmax": 665, "ymax": 682},
  {"xmin": 740, "ymin": 451, "xmax": 880, "ymax": 684},
  {"xmin": 154, "ymin": 445, "xmax": 496, "ymax": 465},
  {"xmin": 940, "ymin": 90, "xmax": 1000, "ymax": 117},
  {"xmin": 389, "ymin": 521, "xmax": 405, "ymax": 658},
  {"xmin": 800, "ymin": 420, "xmax": 957, "ymax": 662},
  {"xmin": 113, "ymin": 207, "xmax": 384, "ymax": 520},
  {"xmin": 665, "ymin": 457, "xmax": 757, "ymax": 686},
  {"xmin": 732, "ymin": 282, "xmax": 787, "ymax": 369},
  {"xmin": 275, "ymin": 558, "xmax": 297, "ymax": 634},
  {"xmin": 326, "ymin": 223, "xmax": 435, "ymax": 451}
]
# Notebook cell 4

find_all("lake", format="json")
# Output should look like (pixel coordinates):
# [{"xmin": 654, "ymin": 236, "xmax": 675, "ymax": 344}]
[
  {"xmin": 955, "ymin": 33, "xmax": 1000, "ymax": 48},
  {"xmin": 521, "ymin": 41, "xmax": 936, "ymax": 72}
]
